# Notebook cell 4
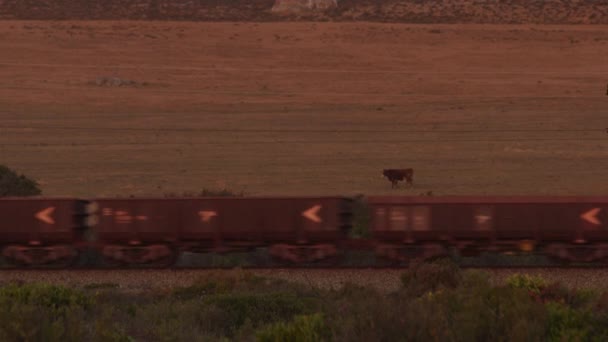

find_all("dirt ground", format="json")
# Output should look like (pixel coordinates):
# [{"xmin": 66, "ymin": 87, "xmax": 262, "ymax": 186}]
[
  {"xmin": 0, "ymin": 21, "xmax": 607, "ymax": 197},
  {"xmin": 1, "ymin": 0, "xmax": 607, "ymax": 24}
]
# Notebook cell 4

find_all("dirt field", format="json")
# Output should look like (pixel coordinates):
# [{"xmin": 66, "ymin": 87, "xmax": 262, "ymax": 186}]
[
  {"xmin": 1, "ymin": 21, "xmax": 607, "ymax": 197},
  {"xmin": 2, "ymin": 0, "xmax": 608, "ymax": 24}
]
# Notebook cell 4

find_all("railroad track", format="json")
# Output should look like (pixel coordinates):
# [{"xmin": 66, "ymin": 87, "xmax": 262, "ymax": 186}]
[{"xmin": 1, "ymin": 267, "xmax": 608, "ymax": 293}]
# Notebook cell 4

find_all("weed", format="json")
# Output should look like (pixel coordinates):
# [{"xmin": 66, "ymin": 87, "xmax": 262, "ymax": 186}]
[
  {"xmin": 401, "ymin": 258, "xmax": 462, "ymax": 295},
  {"xmin": 257, "ymin": 313, "xmax": 330, "ymax": 342},
  {"xmin": 507, "ymin": 273, "xmax": 547, "ymax": 294}
]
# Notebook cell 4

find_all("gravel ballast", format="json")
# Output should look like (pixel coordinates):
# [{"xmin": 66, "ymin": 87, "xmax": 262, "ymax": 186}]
[{"xmin": 2, "ymin": 268, "xmax": 608, "ymax": 293}]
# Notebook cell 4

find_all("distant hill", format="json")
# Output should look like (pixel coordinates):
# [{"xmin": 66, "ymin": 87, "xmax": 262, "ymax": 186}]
[{"xmin": 1, "ymin": 0, "xmax": 607, "ymax": 24}]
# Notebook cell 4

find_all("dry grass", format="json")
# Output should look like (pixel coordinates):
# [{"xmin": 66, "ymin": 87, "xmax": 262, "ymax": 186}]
[{"xmin": 1, "ymin": 22, "xmax": 607, "ymax": 197}]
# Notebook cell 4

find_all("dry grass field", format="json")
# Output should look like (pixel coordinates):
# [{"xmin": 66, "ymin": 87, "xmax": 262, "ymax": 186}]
[{"xmin": 1, "ymin": 21, "xmax": 607, "ymax": 197}]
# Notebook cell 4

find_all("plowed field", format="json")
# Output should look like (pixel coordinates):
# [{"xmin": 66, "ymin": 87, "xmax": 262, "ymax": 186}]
[{"xmin": 1, "ymin": 22, "xmax": 607, "ymax": 196}]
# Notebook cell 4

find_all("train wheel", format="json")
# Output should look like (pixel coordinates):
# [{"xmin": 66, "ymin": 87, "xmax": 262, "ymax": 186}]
[
  {"xmin": 268, "ymin": 244, "xmax": 338, "ymax": 265},
  {"xmin": 544, "ymin": 243, "xmax": 608, "ymax": 263},
  {"xmin": 102, "ymin": 244, "xmax": 177, "ymax": 268},
  {"xmin": 2, "ymin": 245, "xmax": 79, "ymax": 269},
  {"xmin": 375, "ymin": 244, "xmax": 448, "ymax": 264},
  {"xmin": 145, "ymin": 250, "xmax": 178, "ymax": 268}
]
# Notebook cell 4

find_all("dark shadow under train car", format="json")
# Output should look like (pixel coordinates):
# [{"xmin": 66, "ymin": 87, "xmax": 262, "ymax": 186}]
[
  {"xmin": 0, "ymin": 198, "xmax": 93, "ymax": 266},
  {"xmin": 91, "ymin": 197, "xmax": 353, "ymax": 266},
  {"xmin": 367, "ymin": 196, "xmax": 608, "ymax": 263}
]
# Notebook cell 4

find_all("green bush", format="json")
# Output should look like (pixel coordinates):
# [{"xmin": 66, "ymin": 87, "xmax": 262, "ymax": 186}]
[
  {"xmin": 7, "ymin": 272, "xmax": 608, "ymax": 341},
  {"xmin": 327, "ymin": 270, "xmax": 551, "ymax": 342},
  {"xmin": 257, "ymin": 313, "xmax": 330, "ymax": 342},
  {"xmin": 507, "ymin": 273, "xmax": 547, "ymax": 294},
  {"xmin": 207, "ymin": 293, "xmax": 310, "ymax": 335},
  {"xmin": 0, "ymin": 283, "xmax": 93, "ymax": 311},
  {"xmin": 0, "ymin": 284, "xmax": 94, "ymax": 341},
  {"xmin": 545, "ymin": 302, "xmax": 595, "ymax": 341},
  {"xmin": 0, "ymin": 165, "xmax": 42, "ymax": 197}
]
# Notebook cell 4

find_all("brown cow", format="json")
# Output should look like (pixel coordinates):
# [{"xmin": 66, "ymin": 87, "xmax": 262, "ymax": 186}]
[{"xmin": 383, "ymin": 168, "xmax": 414, "ymax": 188}]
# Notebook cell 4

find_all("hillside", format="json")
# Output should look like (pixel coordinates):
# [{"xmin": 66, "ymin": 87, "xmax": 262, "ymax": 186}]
[{"xmin": 1, "ymin": 0, "xmax": 607, "ymax": 24}]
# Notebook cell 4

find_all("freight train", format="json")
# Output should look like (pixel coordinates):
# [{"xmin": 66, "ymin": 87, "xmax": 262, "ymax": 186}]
[{"xmin": 0, "ymin": 196, "xmax": 607, "ymax": 267}]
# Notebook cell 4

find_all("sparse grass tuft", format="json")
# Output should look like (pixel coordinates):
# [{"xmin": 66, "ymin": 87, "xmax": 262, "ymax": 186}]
[{"xmin": 256, "ymin": 313, "xmax": 330, "ymax": 342}]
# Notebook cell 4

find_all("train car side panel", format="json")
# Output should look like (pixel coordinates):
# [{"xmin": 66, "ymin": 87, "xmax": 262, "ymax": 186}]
[
  {"xmin": 0, "ymin": 198, "xmax": 79, "ymax": 244},
  {"xmin": 94, "ymin": 199, "xmax": 181, "ymax": 244},
  {"xmin": 179, "ymin": 197, "xmax": 347, "ymax": 245}
]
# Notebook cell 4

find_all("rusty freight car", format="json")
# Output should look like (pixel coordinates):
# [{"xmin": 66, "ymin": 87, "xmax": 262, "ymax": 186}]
[
  {"xmin": 91, "ymin": 197, "xmax": 352, "ymax": 266},
  {"xmin": 367, "ymin": 196, "xmax": 608, "ymax": 263},
  {"xmin": 0, "ymin": 198, "xmax": 94, "ymax": 266}
]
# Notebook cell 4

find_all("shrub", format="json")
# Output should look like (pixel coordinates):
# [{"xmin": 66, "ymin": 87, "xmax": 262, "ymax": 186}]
[
  {"xmin": 0, "ymin": 284, "xmax": 94, "ymax": 341},
  {"xmin": 256, "ymin": 313, "xmax": 330, "ymax": 342},
  {"xmin": 545, "ymin": 302, "xmax": 594, "ymax": 341},
  {"xmin": 0, "ymin": 283, "xmax": 93, "ymax": 311},
  {"xmin": 207, "ymin": 293, "xmax": 310, "ymax": 335},
  {"xmin": 596, "ymin": 291, "xmax": 608, "ymax": 312},
  {"xmin": 325, "ymin": 285, "xmax": 404, "ymax": 342},
  {"xmin": 0, "ymin": 165, "xmax": 41, "ymax": 197},
  {"xmin": 406, "ymin": 282, "xmax": 549, "ymax": 341},
  {"xmin": 94, "ymin": 307, "xmax": 136, "ymax": 342},
  {"xmin": 173, "ymin": 278, "xmax": 234, "ymax": 300},
  {"xmin": 459, "ymin": 270, "xmax": 492, "ymax": 289},
  {"xmin": 83, "ymin": 283, "xmax": 119, "ymax": 290},
  {"xmin": 400, "ymin": 259, "xmax": 462, "ymax": 295},
  {"xmin": 507, "ymin": 273, "xmax": 547, "ymax": 294}
]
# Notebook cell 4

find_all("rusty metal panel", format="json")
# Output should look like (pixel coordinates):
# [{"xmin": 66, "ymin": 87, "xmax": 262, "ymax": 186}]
[
  {"xmin": 93, "ymin": 199, "xmax": 181, "ymax": 243},
  {"xmin": 92, "ymin": 197, "xmax": 349, "ymax": 246},
  {"xmin": 430, "ymin": 204, "xmax": 477, "ymax": 240},
  {"xmin": 373, "ymin": 207, "xmax": 388, "ymax": 231},
  {"xmin": 368, "ymin": 197, "xmax": 608, "ymax": 244},
  {"xmin": 474, "ymin": 206, "xmax": 494, "ymax": 231},
  {"xmin": 180, "ymin": 197, "xmax": 346, "ymax": 243},
  {"xmin": 493, "ymin": 204, "xmax": 541, "ymax": 240},
  {"xmin": 388, "ymin": 206, "xmax": 408, "ymax": 231},
  {"xmin": 411, "ymin": 206, "xmax": 431, "ymax": 231},
  {"xmin": 0, "ymin": 198, "xmax": 79, "ymax": 244}
]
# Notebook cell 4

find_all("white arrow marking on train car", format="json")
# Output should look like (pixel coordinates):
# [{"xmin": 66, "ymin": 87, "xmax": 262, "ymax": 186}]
[
  {"xmin": 302, "ymin": 205, "xmax": 322, "ymax": 223},
  {"xmin": 475, "ymin": 215, "xmax": 491, "ymax": 225},
  {"xmin": 581, "ymin": 208, "xmax": 601, "ymax": 225},
  {"xmin": 198, "ymin": 211, "xmax": 217, "ymax": 223},
  {"xmin": 35, "ymin": 207, "xmax": 55, "ymax": 225}
]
